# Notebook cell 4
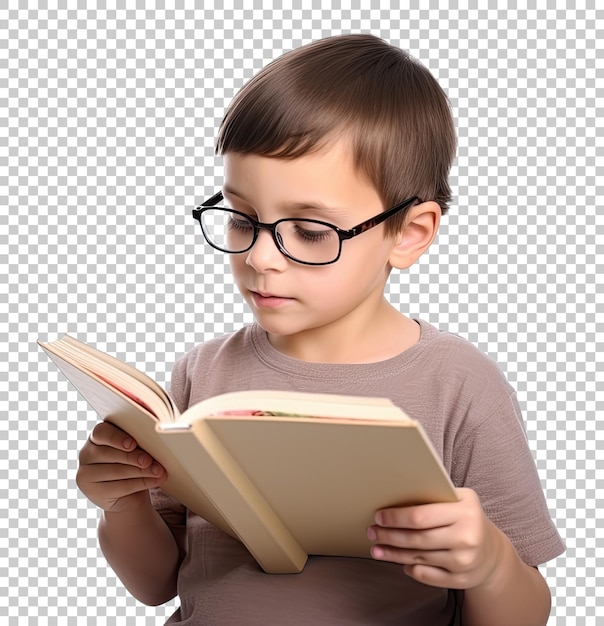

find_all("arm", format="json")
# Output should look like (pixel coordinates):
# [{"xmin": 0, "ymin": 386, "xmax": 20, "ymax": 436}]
[
  {"xmin": 462, "ymin": 532, "xmax": 551, "ymax": 626},
  {"xmin": 77, "ymin": 422, "xmax": 181, "ymax": 605},
  {"xmin": 98, "ymin": 496, "xmax": 180, "ymax": 606},
  {"xmin": 368, "ymin": 488, "xmax": 551, "ymax": 626}
]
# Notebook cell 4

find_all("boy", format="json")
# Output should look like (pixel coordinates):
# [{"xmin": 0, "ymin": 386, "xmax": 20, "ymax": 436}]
[{"xmin": 76, "ymin": 34, "xmax": 564, "ymax": 624}]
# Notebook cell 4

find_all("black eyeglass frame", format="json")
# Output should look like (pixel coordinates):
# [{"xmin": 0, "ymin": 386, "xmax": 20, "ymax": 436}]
[{"xmin": 192, "ymin": 191, "xmax": 421, "ymax": 266}]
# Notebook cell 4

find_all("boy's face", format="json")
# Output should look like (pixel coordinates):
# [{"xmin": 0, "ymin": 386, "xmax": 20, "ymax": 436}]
[{"xmin": 222, "ymin": 141, "xmax": 409, "ymax": 361}]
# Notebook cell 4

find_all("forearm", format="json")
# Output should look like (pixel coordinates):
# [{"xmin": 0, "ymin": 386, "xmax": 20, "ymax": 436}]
[
  {"xmin": 462, "ymin": 530, "xmax": 551, "ymax": 626},
  {"xmin": 98, "ymin": 495, "xmax": 181, "ymax": 606}
]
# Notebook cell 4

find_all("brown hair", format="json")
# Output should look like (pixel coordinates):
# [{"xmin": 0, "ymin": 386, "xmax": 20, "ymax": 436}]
[{"xmin": 216, "ymin": 34, "xmax": 456, "ymax": 235}]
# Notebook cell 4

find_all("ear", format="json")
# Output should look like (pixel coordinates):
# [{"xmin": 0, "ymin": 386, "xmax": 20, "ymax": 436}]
[{"xmin": 388, "ymin": 201, "xmax": 441, "ymax": 270}]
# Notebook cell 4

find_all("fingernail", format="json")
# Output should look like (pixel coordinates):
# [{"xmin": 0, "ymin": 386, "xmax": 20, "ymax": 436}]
[
  {"xmin": 137, "ymin": 453, "xmax": 149, "ymax": 466},
  {"xmin": 367, "ymin": 526, "xmax": 377, "ymax": 541},
  {"xmin": 371, "ymin": 545, "xmax": 384, "ymax": 560},
  {"xmin": 123, "ymin": 437, "xmax": 134, "ymax": 449},
  {"xmin": 151, "ymin": 464, "xmax": 161, "ymax": 476}
]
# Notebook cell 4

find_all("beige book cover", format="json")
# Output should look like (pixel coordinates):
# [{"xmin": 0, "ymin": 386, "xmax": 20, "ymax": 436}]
[{"xmin": 39, "ymin": 335, "xmax": 458, "ymax": 574}]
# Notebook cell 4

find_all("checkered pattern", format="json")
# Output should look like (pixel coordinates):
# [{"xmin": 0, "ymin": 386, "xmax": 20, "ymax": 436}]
[{"xmin": 1, "ymin": 5, "xmax": 602, "ymax": 625}]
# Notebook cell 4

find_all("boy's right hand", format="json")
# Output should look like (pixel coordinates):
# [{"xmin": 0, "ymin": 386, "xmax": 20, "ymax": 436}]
[{"xmin": 76, "ymin": 422, "xmax": 167, "ymax": 514}]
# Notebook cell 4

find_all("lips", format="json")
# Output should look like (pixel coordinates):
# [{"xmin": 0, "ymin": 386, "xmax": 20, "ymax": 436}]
[
  {"xmin": 249, "ymin": 290, "xmax": 293, "ymax": 308},
  {"xmin": 250, "ymin": 287, "xmax": 288, "ymax": 298},
  {"xmin": 254, "ymin": 290, "xmax": 277, "ymax": 298}
]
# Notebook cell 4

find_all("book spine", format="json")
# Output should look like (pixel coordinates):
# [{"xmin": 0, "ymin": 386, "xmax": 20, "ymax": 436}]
[{"xmin": 157, "ymin": 421, "xmax": 308, "ymax": 574}]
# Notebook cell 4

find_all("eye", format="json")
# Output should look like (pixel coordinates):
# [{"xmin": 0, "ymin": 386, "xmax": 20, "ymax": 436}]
[
  {"xmin": 227, "ymin": 213, "xmax": 254, "ymax": 231},
  {"xmin": 292, "ymin": 221, "xmax": 337, "ymax": 243}
]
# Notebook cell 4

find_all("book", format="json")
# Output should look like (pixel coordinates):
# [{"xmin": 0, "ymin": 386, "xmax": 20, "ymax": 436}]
[{"xmin": 38, "ymin": 334, "xmax": 458, "ymax": 574}]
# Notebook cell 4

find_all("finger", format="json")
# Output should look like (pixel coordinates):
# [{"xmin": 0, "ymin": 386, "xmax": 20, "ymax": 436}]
[
  {"xmin": 88, "ymin": 475, "xmax": 167, "ymax": 503},
  {"xmin": 369, "ymin": 544, "xmax": 453, "ymax": 570},
  {"xmin": 78, "ymin": 461, "xmax": 165, "ymax": 484},
  {"xmin": 367, "ymin": 524, "xmax": 458, "ymax": 552},
  {"xmin": 375, "ymin": 489, "xmax": 475, "ymax": 529},
  {"xmin": 375, "ymin": 502, "xmax": 460, "ymax": 531},
  {"xmin": 88, "ymin": 421, "xmax": 138, "ymax": 452},
  {"xmin": 369, "ymin": 542, "xmax": 479, "ymax": 579},
  {"xmin": 79, "ymin": 442, "xmax": 157, "ymax": 469}
]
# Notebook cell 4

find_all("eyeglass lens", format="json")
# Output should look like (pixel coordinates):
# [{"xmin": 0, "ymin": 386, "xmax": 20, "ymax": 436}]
[{"xmin": 201, "ymin": 208, "xmax": 341, "ymax": 264}]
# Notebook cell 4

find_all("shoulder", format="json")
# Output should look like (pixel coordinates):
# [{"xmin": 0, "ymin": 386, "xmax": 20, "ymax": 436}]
[
  {"xmin": 411, "ymin": 319, "xmax": 523, "ymax": 444},
  {"xmin": 416, "ymin": 319, "xmax": 513, "ymax": 396}
]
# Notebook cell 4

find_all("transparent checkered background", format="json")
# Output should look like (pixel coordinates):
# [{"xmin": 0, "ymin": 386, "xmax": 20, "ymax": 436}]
[{"xmin": 1, "ymin": 4, "xmax": 602, "ymax": 625}]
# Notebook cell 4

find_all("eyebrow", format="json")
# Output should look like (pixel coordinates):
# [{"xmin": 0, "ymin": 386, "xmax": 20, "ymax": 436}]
[{"xmin": 223, "ymin": 185, "xmax": 347, "ymax": 215}]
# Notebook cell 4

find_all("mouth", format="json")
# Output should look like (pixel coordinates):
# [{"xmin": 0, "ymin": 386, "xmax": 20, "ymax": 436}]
[{"xmin": 249, "ymin": 290, "xmax": 294, "ymax": 308}]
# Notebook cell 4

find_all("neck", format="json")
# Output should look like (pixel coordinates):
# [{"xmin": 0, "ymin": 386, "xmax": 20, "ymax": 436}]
[{"xmin": 267, "ymin": 301, "xmax": 420, "ymax": 364}]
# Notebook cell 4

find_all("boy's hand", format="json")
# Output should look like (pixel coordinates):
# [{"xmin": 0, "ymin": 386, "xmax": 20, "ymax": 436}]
[
  {"xmin": 367, "ymin": 488, "xmax": 506, "ymax": 590},
  {"xmin": 76, "ymin": 422, "xmax": 167, "ymax": 514}
]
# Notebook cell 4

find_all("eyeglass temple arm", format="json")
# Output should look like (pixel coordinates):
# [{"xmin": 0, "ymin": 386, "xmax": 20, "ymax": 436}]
[
  {"xmin": 193, "ymin": 191, "xmax": 224, "ymax": 220},
  {"xmin": 340, "ymin": 196, "xmax": 420, "ymax": 239},
  {"xmin": 202, "ymin": 191, "xmax": 224, "ymax": 207}
]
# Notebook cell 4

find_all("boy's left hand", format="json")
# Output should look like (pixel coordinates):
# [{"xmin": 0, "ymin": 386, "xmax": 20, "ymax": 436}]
[{"xmin": 367, "ymin": 487, "xmax": 506, "ymax": 590}]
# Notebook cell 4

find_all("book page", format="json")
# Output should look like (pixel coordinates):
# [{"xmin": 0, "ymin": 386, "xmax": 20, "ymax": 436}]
[
  {"xmin": 39, "ymin": 337, "xmax": 176, "ymax": 421},
  {"xmin": 60, "ymin": 335, "xmax": 176, "ymax": 413},
  {"xmin": 175, "ymin": 389, "xmax": 414, "ymax": 427}
]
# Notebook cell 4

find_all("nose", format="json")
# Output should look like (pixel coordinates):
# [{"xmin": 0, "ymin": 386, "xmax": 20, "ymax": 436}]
[{"xmin": 245, "ymin": 227, "xmax": 289, "ymax": 272}]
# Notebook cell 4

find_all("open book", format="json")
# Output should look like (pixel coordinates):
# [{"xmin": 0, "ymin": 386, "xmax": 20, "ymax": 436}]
[{"xmin": 39, "ymin": 335, "xmax": 458, "ymax": 574}]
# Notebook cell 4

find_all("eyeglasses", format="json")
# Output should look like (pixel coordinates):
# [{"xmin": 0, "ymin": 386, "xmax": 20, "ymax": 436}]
[{"xmin": 192, "ymin": 191, "xmax": 420, "ymax": 266}]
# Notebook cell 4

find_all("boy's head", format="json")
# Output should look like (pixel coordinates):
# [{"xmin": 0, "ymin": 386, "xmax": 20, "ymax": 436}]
[{"xmin": 216, "ymin": 34, "xmax": 456, "ymax": 235}]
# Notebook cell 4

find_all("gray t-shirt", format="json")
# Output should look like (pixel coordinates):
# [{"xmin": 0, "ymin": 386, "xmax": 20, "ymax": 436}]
[{"xmin": 151, "ymin": 319, "xmax": 565, "ymax": 625}]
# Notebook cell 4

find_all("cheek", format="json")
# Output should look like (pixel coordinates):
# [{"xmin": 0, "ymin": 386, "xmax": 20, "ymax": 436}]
[
  {"xmin": 339, "ymin": 241, "xmax": 393, "ymax": 282},
  {"xmin": 299, "ymin": 269, "xmax": 369, "ymax": 311},
  {"xmin": 229, "ymin": 255, "xmax": 246, "ymax": 281},
  {"xmin": 304, "ymin": 275, "xmax": 341, "ymax": 303}
]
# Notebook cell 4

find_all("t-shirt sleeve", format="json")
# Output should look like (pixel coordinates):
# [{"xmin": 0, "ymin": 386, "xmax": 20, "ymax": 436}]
[
  {"xmin": 451, "ymin": 383, "xmax": 565, "ymax": 567},
  {"xmin": 149, "ymin": 487, "xmax": 188, "ymax": 561}
]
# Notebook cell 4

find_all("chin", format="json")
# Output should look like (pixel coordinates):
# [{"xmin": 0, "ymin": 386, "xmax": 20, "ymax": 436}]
[{"xmin": 252, "ymin": 316, "xmax": 299, "ymax": 337}]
